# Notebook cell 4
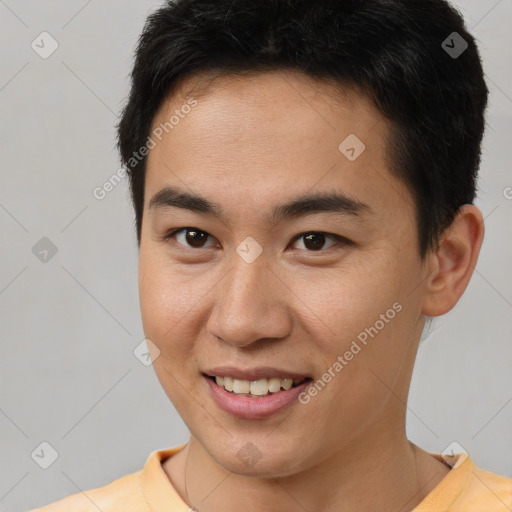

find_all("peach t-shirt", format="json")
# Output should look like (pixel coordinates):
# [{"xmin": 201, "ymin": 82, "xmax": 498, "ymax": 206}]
[{"xmin": 31, "ymin": 444, "xmax": 512, "ymax": 511}]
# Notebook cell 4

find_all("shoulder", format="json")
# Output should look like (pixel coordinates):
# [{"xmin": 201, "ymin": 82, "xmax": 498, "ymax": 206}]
[
  {"xmin": 29, "ymin": 445, "xmax": 188, "ymax": 512},
  {"xmin": 29, "ymin": 469, "xmax": 148, "ymax": 512},
  {"xmin": 461, "ymin": 464, "xmax": 512, "ymax": 510}
]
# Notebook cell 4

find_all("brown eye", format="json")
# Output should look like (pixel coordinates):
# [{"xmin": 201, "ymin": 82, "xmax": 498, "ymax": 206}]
[
  {"xmin": 162, "ymin": 228, "xmax": 350, "ymax": 253},
  {"xmin": 164, "ymin": 228, "xmax": 218, "ymax": 249},
  {"xmin": 291, "ymin": 232, "xmax": 346, "ymax": 252}
]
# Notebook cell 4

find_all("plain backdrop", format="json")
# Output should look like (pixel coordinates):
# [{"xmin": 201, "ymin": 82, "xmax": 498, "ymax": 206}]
[{"xmin": 0, "ymin": 1, "xmax": 511, "ymax": 511}]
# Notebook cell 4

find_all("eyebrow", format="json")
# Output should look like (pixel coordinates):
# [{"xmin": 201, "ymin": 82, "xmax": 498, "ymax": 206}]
[{"xmin": 148, "ymin": 186, "xmax": 372, "ymax": 225}]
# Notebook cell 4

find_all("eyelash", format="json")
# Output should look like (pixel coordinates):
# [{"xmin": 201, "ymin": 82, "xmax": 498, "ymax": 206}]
[{"xmin": 160, "ymin": 227, "xmax": 353, "ymax": 253}]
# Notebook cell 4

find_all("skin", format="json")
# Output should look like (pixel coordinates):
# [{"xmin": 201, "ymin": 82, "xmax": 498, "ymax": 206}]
[{"xmin": 138, "ymin": 69, "xmax": 484, "ymax": 512}]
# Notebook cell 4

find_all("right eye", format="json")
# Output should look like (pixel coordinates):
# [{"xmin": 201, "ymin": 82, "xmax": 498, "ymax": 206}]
[{"xmin": 161, "ymin": 227, "xmax": 220, "ymax": 249}]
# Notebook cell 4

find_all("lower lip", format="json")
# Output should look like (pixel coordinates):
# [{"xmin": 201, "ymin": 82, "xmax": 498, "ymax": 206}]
[{"xmin": 204, "ymin": 375, "xmax": 312, "ymax": 419}]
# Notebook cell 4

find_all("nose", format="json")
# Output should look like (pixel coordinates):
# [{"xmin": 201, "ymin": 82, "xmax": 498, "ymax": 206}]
[{"xmin": 206, "ymin": 254, "xmax": 293, "ymax": 348}]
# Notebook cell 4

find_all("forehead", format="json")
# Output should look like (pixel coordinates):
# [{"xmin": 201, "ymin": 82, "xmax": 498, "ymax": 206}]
[
  {"xmin": 145, "ymin": 69, "xmax": 411, "ymax": 224},
  {"xmin": 151, "ymin": 69, "xmax": 384, "ymax": 141}
]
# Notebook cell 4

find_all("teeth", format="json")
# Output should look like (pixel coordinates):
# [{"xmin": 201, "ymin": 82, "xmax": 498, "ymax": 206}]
[
  {"xmin": 223, "ymin": 376, "xmax": 234, "ymax": 392},
  {"xmin": 268, "ymin": 377, "xmax": 281, "ymax": 393},
  {"xmin": 282, "ymin": 378, "xmax": 293, "ymax": 390},
  {"xmin": 250, "ymin": 379, "xmax": 269, "ymax": 396},
  {"xmin": 233, "ymin": 379, "xmax": 250, "ymax": 394},
  {"xmin": 213, "ymin": 376, "xmax": 305, "ymax": 396}
]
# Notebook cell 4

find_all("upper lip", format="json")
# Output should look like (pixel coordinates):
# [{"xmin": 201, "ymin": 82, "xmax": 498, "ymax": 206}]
[{"xmin": 204, "ymin": 366, "xmax": 311, "ymax": 381}]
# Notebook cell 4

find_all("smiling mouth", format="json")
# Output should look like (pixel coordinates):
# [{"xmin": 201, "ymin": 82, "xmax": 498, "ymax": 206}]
[{"xmin": 205, "ymin": 374, "xmax": 313, "ymax": 398}]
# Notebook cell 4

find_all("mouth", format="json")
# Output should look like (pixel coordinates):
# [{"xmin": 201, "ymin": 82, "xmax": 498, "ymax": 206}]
[
  {"xmin": 203, "ymin": 372, "xmax": 313, "ymax": 419},
  {"xmin": 204, "ymin": 374, "xmax": 312, "ymax": 398}
]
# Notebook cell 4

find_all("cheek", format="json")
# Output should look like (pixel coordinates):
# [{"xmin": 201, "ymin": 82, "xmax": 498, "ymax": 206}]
[
  {"xmin": 291, "ymin": 259, "xmax": 415, "ymax": 390},
  {"xmin": 290, "ymin": 262, "xmax": 401, "ymax": 342},
  {"xmin": 138, "ymin": 248, "xmax": 207, "ymax": 412},
  {"xmin": 138, "ymin": 246, "xmax": 199, "ymax": 355}
]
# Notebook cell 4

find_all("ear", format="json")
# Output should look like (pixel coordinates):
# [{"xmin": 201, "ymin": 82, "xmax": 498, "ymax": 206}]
[{"xmin": 422, "ymin": 205, "xmax": 485, "ymax": 316}]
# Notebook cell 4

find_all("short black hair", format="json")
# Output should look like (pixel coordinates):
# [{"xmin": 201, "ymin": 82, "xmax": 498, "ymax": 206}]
[{"xmin": 117, "ymin": 0, "xmax": 488, "ymax": 256}]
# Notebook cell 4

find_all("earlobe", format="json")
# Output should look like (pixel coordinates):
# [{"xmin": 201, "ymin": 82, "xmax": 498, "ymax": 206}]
[{"xmin": 422, "ymin": 205, "xmax": 485, "ymax": 317}]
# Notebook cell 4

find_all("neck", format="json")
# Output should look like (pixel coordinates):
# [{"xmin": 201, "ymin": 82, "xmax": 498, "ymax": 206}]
[{"xmin": 164, "ymin": 426, "xmax": 450, "ymax": 512}]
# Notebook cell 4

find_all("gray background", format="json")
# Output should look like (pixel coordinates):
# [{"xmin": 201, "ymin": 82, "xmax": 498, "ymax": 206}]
[{"xmin": 0, "ymin": 1, "xmax": 511, "ymax": 511}]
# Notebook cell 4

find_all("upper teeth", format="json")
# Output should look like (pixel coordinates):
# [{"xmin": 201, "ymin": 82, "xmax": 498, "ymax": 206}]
[{"xmin": 214, "ymin": 376, "xmax": 304, "ymax": 396}]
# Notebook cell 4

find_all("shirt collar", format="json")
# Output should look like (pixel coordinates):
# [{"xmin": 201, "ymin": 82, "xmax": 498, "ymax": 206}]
[
  {"xmin": 141, "ymin": 444, "xmax": 192, "ymax": 511},
  {"xmin": 413, "ymin": 452, "xmax": 473, "ymax": 511},
  {"xmin": 141, "ymin": 445, "xmax": 471, "ymax": 512}
]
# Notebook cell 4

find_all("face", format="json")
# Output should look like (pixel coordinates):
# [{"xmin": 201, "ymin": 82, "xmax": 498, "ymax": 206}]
[{"xmin": 139, "ymin": 70, "xmax": 430, "ymax": 476}]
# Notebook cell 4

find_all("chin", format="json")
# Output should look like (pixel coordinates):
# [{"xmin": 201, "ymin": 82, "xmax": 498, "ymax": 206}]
[{"xmin": 206, "ymin": 436, "xmax": 308, "ymax": 479}]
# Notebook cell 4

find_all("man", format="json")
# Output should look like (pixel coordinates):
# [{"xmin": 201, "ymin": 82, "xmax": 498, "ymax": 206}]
[{"xmin": 33, "ymin": 0, "xmax": 512, "ymax": 510}]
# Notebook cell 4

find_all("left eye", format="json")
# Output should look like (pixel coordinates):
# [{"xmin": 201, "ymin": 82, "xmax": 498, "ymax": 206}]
[
  {"xmin": 162, "ymin": 228, "xmax": 347, "ymax": 252},
  {"xmin": 290, "ymin": 231, "xmax": 344, "ymax": 251}
]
